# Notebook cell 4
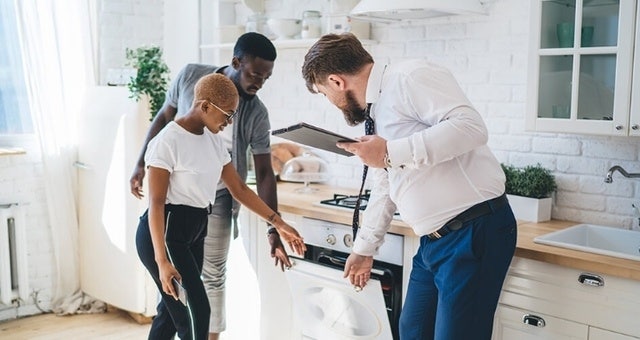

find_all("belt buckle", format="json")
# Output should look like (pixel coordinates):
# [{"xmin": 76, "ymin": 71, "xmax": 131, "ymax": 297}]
[{"xmin": 429, "ymin": 230, "xmax": 442, "ymax": 239}]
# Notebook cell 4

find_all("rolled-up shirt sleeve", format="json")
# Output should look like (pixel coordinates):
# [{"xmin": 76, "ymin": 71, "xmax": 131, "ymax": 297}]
[{"xmin": 351, "ymin": 167, "xmax": 397, "ymax": 256}]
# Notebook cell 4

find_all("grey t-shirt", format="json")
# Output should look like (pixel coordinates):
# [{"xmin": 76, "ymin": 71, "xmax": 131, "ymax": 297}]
[{"xmin": 164, "ymin": 63, "xmax": 272, "ymax": 188}]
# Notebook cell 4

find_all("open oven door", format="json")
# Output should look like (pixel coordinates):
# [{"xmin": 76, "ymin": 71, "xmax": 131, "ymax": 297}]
[{"xmin": 284, "ymin": 258, "xmax": 393, "ymax": 340}]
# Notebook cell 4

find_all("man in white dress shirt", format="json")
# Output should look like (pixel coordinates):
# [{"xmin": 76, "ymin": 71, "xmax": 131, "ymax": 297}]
[{"xmin": 301, "ymin": 33, "xmax": 517, "ymax": 340}]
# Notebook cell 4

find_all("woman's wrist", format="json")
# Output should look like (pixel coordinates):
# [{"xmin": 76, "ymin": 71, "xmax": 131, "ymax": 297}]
[{"xmin": 267, "ymin": 226, "xmax": 278, "ymax": 237}]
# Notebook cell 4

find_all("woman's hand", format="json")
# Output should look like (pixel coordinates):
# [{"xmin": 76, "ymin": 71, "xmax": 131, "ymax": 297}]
[
  {"xmin": 274, "ymin": 222, "xmax": 307, "ymax": 256},
  {"xmin": 267, "ymin": 232, "xmax": 294, "ymax": 271},
  {"xmin": 158, "ymin": 260, "xmax": 181, "ymax": 301}
]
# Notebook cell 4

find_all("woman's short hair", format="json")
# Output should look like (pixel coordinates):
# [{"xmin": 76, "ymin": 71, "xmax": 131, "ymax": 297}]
[
  {"xmin": 301, "ymin": 33, "xmax": 373, "ymax": 93},
  {"xmin": 193, "ymin": 73, "xmax": 238, "ymax": 108}
]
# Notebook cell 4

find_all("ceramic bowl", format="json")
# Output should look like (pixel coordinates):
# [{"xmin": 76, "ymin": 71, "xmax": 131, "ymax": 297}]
[{"xmin": 267, "ymin": 18, "xmax": 302, "ymax": 39}]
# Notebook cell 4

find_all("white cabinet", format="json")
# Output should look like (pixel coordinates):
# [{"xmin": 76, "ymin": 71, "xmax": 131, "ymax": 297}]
[
  {"xmin": 493, "ymin": 257, "xmax": 640, "ymax": 340},
  {"xmin": 239, "ymin": 210, "xmax": 301, "ymax": 340},
  {"xmin": 526, "ymin": 0, "xmax": 640, "ymax": 136},
  {"xmin": 590, "ymin": 327, "xmax": 639, "ymax": 340}
]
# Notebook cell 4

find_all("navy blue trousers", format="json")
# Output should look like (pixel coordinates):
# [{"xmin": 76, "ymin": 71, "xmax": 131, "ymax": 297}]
[
  {"xmin": 136, "ymin": 204, "xmax": 209, "ymax": 340},
  {"xmin": 399, "ymin": 201, "xmax": 517, "ymax": 340}
]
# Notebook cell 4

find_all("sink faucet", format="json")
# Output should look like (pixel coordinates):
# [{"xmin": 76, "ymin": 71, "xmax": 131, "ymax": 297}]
[{"xmin": 605, "ymin": 165, "xmax": 640, "ymax": 183}]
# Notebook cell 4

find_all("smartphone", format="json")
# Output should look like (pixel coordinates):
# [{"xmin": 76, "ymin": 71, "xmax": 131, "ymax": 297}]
[{"xmin": 172, "ymin": 277, "xmax": 188, "ymax": 306}]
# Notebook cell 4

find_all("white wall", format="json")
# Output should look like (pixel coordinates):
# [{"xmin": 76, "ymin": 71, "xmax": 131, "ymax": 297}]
[{"xmin": 250, "ymin": 0, "xmax": 640, "ymax": 231}]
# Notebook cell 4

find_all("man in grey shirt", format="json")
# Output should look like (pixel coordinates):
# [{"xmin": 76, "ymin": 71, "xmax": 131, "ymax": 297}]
[{"xmin": 130, "ymin": 33, "xmax": 289, "ymax": 340}]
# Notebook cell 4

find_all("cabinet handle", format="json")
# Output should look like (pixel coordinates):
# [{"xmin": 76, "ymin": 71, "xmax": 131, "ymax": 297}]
[
  {"xmin": 632, "ymin": 124, "xmax": 639, "ymax": 130},
  {"xmin": 578, "ymin": 273, "xmax": 604, "ymax": 287},
  {"xmin": 615, "ymin": 125, "xmax": 623, "ymax": 130},
  {"xmin": 522, "ymin": 314, "xmax": 546, "ymax": 327},
  {"xmin": 73, "ymin": 161, "xmax": 92, "ymax": 170}
]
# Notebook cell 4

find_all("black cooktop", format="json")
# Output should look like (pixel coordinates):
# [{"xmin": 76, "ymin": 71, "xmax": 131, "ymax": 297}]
[{"xmin": 319, "ymin": 190, "xmax": 371, "ymax": 211}]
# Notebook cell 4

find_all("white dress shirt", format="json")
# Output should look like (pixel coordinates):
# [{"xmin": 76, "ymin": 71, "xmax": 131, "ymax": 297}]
[{"xmin": 352, "ymin": 60, "xmax": 505, "ymax": 256}]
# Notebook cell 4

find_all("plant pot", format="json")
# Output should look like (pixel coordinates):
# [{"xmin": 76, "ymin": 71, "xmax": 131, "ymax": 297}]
[{"xmin": 507, "ymin": 194, "xmax": 552, "ymax": 223}]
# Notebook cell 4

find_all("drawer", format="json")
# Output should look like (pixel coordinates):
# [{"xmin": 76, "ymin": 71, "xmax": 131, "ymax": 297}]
[
  {"xmin": 499, "ymin": 257, "xmax": 640, "ymax": 337},
  {"xmin": 493, "ymin": 304, "xmax": 587, "ymax": 340}
]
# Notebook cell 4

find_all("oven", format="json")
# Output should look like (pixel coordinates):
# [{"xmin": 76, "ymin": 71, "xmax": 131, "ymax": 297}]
[{"xmin": 285, "ymin": 217, "xmax": 403, "ymax": 340}]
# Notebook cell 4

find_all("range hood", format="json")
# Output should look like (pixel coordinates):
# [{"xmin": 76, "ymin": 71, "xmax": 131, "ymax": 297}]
[{"xmin": 350, "ymin": 0, "xmax": 487, "ymax": 21}]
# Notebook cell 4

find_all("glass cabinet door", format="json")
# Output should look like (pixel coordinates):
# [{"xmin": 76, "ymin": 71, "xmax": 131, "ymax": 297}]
[{"xmin": 527, "ymin": 0, "xmax": 636, "ymax": 136}]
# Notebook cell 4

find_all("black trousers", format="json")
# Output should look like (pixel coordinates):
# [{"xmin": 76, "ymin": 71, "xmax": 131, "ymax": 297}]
[{"xmin": 136, "ymin": 204, "xmax": 209, "ymax": 340}]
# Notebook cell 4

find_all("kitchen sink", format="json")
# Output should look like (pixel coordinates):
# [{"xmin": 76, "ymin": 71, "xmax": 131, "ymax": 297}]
[{"xmin": 534, "ymin": 224, "xmax": 640, "ymax": 261}]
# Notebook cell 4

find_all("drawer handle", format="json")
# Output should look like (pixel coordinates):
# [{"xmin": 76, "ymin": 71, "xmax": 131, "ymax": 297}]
[
  {"xmin": 522, "ymin": 314, "xmax": 546, "ymax": 328},
  {"xmin": 578, "ymin": 273, "xmax": 604, "ymax": 287}
]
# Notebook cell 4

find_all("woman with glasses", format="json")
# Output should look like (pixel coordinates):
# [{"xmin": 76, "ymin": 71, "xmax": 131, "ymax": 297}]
[
  {"xmin": 135, "ymin": 73, "xmax": 306, "ymax": 340},
  {"xmin": 129, "ymin": 32, "xmax": 286, "ymax": 340}
]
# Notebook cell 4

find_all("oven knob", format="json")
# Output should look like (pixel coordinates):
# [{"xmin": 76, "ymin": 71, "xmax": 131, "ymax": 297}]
[
  {"xmin": 343, "ymin": 234, "xmax": 353, "ymax": 248},
  {"xmin": 326, "ymin": 234, "xmax": 336, "ymax": 245}
]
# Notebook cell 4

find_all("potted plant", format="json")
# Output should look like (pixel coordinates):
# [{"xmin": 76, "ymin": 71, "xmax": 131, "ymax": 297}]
[
  {"xmin": 125, "ymin": 46, "xmax": 170, "ymax": 120},
  {"xmin": 501, "ymin": 163, "xmax": 557, "ymax": 222}
]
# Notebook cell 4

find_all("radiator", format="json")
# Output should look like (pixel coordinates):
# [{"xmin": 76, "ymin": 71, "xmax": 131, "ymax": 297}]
[{"xmin": 0, "ymin": 204, "xmax": 29, "ymax": 305}]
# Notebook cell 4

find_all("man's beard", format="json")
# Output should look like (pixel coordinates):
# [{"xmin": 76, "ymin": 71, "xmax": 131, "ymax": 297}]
[
  {"xmin": 231, "ymin": 71, "xmax": 256, "ymax": 100},
  {"xmin": 342, "ymin": 90, "xmax": 367, "ymax": 126}
]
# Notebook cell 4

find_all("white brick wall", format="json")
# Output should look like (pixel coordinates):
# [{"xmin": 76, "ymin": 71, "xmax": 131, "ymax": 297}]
[
  {"xmin": 252, "ymin": 0, "xmax": 640, "ymax": 230},
  {"xmin": 0, "ymin": 137, "xmax": 53, "ymax": 319},
  {"xmin": 99, "ymin": 0, "xmax": 164, "ymax": 85}
]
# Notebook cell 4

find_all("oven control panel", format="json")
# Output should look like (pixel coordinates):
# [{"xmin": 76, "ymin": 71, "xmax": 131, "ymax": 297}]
[{"xmin": 299, "ymin": 217, "xmax": 404, "ymax": 266}]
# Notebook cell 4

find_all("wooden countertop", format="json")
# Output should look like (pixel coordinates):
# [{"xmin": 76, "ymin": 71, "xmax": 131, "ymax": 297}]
[{"xmin": 276, "ymin": 182, "xmax": 640, "ymax": 281}]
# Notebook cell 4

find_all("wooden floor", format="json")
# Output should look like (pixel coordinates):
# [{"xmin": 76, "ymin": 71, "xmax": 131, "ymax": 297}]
[
  {"xmin": 0, "ymin": 308, "xmax": 151, "ymax": 339},
  {"xmin": 0, "ymin": 237, "xmax": 259, "ymax": 339}
]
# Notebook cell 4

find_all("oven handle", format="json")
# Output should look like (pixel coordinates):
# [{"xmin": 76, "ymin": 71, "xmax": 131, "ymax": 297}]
[{"xmin": 319, "ymin": 254, "xmax": 386, "ymax": 276}]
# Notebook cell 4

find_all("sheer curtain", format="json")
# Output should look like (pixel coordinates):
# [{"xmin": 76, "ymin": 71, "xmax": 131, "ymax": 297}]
[{"xmin": 14, "ymin": 0, "xmax": 98, "ymax": 314}]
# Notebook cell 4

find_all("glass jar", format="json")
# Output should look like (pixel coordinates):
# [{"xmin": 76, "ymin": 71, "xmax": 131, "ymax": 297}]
[
  {"xmin": 246, "ymin": 13, "xmax": 268, "ymax": 35},
  {"xmin": 301, "ymin": 10, "xmax": 322, "ymax": 39}
]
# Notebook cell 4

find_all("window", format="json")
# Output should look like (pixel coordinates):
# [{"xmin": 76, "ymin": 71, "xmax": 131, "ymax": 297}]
[{"xmin": 0, "ymin": 1, "xmax": 33, "ymax": 135}]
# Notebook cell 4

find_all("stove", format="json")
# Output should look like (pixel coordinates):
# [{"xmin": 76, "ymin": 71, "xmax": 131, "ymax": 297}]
[
  {"xmin": 319, "ymin": 190, "xmax": 370, "ymax": 210},
  {"xmin": 319, "ymin": 191, "xmax": 401, "ymax": 218}
]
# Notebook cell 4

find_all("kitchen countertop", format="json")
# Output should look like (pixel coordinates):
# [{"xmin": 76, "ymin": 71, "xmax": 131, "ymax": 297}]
[{"xmin": 276, "ymin": 182, "xmax": 640, "ymax": 281}]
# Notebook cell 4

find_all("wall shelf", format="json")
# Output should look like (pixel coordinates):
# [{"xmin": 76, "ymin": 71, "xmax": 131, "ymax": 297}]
[{"xmin": 200, "ymin": 38, "xmax": 377, "ymax": 51}]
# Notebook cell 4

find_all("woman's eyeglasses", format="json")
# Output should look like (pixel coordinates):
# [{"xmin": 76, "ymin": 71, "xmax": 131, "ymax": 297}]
[{"xmin": 207, "ymin": 100, "xmax": 237, "ymax": 123}]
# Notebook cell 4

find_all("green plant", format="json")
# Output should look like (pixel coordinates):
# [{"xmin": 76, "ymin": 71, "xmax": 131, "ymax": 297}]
[
  {"xmin": 125, "ymin": 46, "xmax": 170, "ymax": 120},
  {"xmin": 501, "ymin": 163, "xmax": 557, "ymax": 199}
]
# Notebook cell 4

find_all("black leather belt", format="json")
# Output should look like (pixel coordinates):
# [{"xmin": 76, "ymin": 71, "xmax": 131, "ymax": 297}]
[{"xmin": 426, "ymin": 194, "xmax": 509, "ymax": 240}]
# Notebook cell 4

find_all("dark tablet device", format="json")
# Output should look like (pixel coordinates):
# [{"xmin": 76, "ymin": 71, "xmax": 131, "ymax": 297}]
[{"xmin": 271, "ymin": 122, "xmax": 358, "ymax": 156}]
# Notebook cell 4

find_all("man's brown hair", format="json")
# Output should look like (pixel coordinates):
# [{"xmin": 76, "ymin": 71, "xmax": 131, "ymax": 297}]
[
  {"xmin": 193, "ymin": 73, "xmax": 239, "ymax": 109},
  {"xmin": 301, "ymin": 33, "xmax": 374, "ymax": 94}
]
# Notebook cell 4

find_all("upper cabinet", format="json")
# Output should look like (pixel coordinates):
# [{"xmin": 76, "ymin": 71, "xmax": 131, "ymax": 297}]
[{"xmin": 526, "ymin": 0, "xmax": 640, "ymax": 136}]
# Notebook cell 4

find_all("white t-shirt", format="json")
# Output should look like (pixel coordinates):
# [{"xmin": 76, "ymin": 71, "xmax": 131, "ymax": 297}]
[{"xmin": 145, "ymin": 121, "xmax": 232, "ymax": 208}]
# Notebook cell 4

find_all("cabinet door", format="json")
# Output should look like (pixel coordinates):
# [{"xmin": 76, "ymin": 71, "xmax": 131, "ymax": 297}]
[
  {"xmin": 589, "ymin": 327, "xmax": 639, "ymax": 340},
  {"xmin": 526, "ymin": 0, "xmax": 637, "ymax": 136},
  {"xmin": 630, "ymin": 0, "xmax": 640, "ymax": 136},
  {"xmin": 492, "ymin": 304, "xmax": 588, "ymax": 340}
]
